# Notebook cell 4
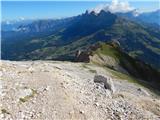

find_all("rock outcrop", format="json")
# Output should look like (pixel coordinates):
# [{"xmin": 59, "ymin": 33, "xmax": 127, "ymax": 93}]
[
  {"xmin": 75, "ymin": 50, "xmax": 91, "ymax": 62},
  {"xmin": 94, "ymin": 75, "xmax": 115, "ymax": 93}
]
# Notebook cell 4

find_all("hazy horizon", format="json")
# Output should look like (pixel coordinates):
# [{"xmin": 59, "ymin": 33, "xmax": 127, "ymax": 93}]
[{"xmin": 2, "ymin": 0, "xmax": 160, "ymax": 21}]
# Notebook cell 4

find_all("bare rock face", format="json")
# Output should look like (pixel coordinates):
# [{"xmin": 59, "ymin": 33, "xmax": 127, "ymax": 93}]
[
  {"xmin": 75, "ymin": 50, "xmax": 90, "ymax": 62},
  {"xmin": 75, "ymin": 44, "xmax": 100, "ymax": 63},
  {"xmin": 94, "ymin": 75, "xmax": 115, "ymax": 93}
]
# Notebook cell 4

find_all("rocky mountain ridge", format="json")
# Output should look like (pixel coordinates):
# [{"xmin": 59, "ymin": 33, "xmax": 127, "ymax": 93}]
[{"xmin": 75, "ymin": 42, "xmax": 160, "ymax": 90}]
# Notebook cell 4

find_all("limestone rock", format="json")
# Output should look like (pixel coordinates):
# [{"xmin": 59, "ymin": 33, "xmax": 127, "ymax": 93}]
[{"xmin": 94, "ymin": 75, "xmax": 115, "ymax": 93}]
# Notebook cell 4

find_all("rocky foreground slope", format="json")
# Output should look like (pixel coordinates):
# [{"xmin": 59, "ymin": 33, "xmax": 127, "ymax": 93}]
[{"xmin": 0, "ymin": 60, "xmax": 160, "ymax": 120}]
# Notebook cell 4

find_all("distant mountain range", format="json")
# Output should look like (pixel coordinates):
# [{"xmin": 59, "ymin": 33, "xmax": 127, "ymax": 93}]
[
  {"xmin": 116, "ymin": 9, "xmax": 160, "ymax": 25},
  {"xmin": 2, "ymin": 9, "xmax": 160, "ymax": 33},
  {"xmin": 1, "ymin": 19, "xmax": 34, "ymax": 31},
  {"xmin": 1, "ymin": 9, "xmax": 160, "ymax": 70}
]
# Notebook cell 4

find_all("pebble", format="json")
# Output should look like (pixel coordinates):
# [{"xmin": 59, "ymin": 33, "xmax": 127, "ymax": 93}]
[
  {"xmin": 28, "ymin": 67, "xmax": 35, "ymax": 73},
  {"xmin": 94, "ymin": 102, "xmax": 100, "ymax": 107},
  {"xmin": 79, "ymin": 110, "xmax": 84, "ymax": 114},
  {"xmin": 44, "ymin": 86, "xmax": 50, "ymax": 91},
  {"xmin": 96, "ymin": 86, "xmax": 101, "ymax": 89}
]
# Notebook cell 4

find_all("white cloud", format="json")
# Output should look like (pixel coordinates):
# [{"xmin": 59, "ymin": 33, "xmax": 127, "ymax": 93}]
[
  {"xmin": 6, "ymin": 21, "xmax": 11, "ymax": 25},
  {"xmin": 19, "ymin": 17, "xmax": 25, "ymax": 20},
  {"xmin": 90, "ymin": 0, "xmax": 135, "ymax": 14}
]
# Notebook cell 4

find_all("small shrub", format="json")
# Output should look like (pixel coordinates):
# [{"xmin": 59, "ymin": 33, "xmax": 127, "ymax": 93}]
[
  {"xmin": 1, "ymin": 109, "xmax": 10, "ymax": 114},
  {"xmin": 19, "ymin": 98, "xmax": 27, "ymax": 103},
  {"xmin": 89, "ymin": 69, "xmax": 97, "ymax": 73}
]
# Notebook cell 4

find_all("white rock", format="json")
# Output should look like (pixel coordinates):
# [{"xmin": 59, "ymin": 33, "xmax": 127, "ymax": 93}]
[
  {"xmin": 46, "ymin": 86, "xmax": 50, "ymax": 91},
  {"xmin": 2, "ymin": 68, "xmax": 6, "ymax": 72},
  {"xmin": 28, "ymin": 67, "xmax": 35, "ymax": 73},
  {"xmin": 0, "ymin": 114, "xmax": 5, "ymax": 118},
  {"xmin": 94, "ymin": 102, "xmax": 100, "ymax": 107},
  {"xmin": 18, "ymin": 88, "xmax": 33, "ymax": 99}
]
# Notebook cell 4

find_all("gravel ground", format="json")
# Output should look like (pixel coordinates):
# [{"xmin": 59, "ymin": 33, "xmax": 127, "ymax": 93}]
[{"xmin": 0, "ymin": 60, "xmax": 160, "ymax": 120}]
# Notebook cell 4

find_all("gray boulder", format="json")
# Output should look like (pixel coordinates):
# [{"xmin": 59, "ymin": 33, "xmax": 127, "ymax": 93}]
[{"xmin": 94, "ymin": 75, "xmax": 115, "ymax": 93}]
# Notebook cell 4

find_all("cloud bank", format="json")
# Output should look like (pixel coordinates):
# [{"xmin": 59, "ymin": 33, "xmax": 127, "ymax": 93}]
[{"xmin": 90, "ymin": 0, "xmax": 134, "ymax": 14}]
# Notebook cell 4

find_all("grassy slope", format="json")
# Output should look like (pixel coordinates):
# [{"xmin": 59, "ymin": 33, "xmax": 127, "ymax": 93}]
[{"xmin": 90, "ymin": 42, "xmax": 160, "ymax": 90}]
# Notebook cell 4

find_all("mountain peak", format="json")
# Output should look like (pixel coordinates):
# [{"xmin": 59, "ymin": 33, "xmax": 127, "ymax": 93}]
[
  {"xmin": 98, "ymin": 10, "xmax": 113, "ymax": 16},
  {"xmin": 85, "ymin": 9, "xmax": 114, "ymax": 17}
]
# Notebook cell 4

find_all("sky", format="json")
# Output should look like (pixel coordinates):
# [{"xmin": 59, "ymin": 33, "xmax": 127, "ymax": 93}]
[{"xmin": 1, "ymin": 0, "xmax": 160, "ymax": 21}]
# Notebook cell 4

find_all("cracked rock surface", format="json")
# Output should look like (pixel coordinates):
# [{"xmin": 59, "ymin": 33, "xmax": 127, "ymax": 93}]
[{"xmin": 0, "ymin": 60, "xmax": 160, "ymax": 120}]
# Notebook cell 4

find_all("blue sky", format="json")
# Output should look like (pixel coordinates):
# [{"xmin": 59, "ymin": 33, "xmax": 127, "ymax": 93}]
[{"xmin": 1, "ymin": 1, "xmax": 160, "ymax": 20}]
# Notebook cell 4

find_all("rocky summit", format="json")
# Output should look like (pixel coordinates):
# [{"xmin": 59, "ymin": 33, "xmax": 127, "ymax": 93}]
[{"xmin": 0, "ymin": 60, "xmax": 160, "ymax": 120}]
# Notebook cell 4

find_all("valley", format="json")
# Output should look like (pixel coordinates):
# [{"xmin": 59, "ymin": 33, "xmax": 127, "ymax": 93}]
[{"xmin": 2, "ymin": 10, "xmax": 160, "ymax": 69}]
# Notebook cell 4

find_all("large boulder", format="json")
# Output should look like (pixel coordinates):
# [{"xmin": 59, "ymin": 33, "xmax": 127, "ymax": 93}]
[{"xmin": 94, "ymin": 75, "xmax": 115, "ymax": 93}]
